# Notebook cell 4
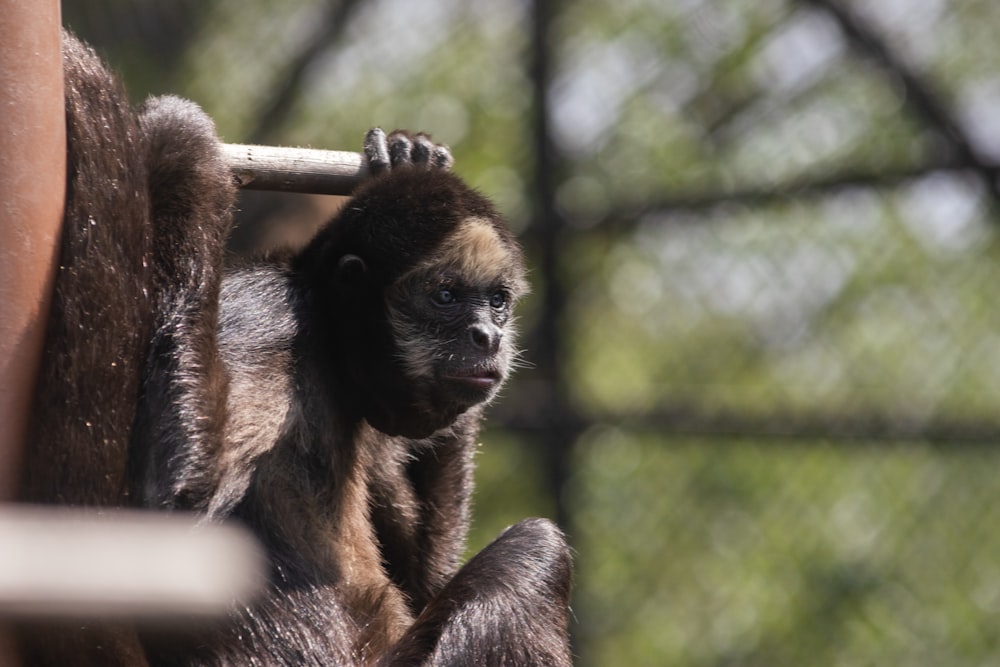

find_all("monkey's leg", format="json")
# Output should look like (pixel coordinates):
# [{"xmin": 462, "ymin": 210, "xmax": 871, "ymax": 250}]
[
  {"xmin": 130, "ymin": 96, "xmax": 237, "ymax": 511},
  {"xmin": 380, "ymin": 518, "xmax": 574, "ymax": 667}
]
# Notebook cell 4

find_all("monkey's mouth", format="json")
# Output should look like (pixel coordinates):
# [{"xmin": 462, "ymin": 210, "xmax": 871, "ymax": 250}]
[{"xmin": 442, "ymin": 367, "xmax": 503, "ymax": 393}]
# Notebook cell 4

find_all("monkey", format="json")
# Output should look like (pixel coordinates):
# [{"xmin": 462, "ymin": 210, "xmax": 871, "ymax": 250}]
[
  {"xmin": 135, "ymin": 138, "xmax": 575, "ymax": 666},
  {"xmin": 134, "ymin": 128, "xmax": 574, "ymax": 667},
  {"xmin": 19, "ymin": 29, "xmax": 573, "ymax": 667}
]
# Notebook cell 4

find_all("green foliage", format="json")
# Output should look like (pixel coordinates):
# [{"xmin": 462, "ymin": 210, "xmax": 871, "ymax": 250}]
[
  {"xmin": 571, "ymin": 192, "xmax": 1000, "ymax": 421},
  {"xmin": 569, "ymin": 431, "xmax": 1000, "ymax": 666}
]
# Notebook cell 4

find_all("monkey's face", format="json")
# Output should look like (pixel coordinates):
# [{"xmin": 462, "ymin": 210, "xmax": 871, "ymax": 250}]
[
  {"xmin": 385, "ymin": 216, "xmax": 527, "ymax": 427},
  {"xmin": 309, "ymin": 169, "xmax": 528, "ymax": 438}
]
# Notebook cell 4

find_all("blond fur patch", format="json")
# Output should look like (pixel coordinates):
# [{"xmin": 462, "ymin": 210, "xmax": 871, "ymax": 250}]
[
  {"xmin": 440, "ymin": 218, "xmax": 512, "ymax": 281},
  {"xmin": 407, "ymin": 217, "xmax": 525, "ymax": 292}
]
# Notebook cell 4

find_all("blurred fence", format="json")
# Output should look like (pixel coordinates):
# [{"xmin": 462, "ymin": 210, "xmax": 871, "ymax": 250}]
[{"xmin": 64, "ymin": 0, "xmax": 1000, "ymax": 665}]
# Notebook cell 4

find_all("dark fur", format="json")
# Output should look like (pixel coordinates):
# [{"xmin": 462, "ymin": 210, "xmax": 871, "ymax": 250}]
[{"xmin": 20, "ymin": 30, "xmax": 572, "ymax": 666}]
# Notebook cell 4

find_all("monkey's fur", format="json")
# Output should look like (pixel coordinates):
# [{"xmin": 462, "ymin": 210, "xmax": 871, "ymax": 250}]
[{"xmin": 19, "ymin": 30, "xmax": 572, "ymax": 667}]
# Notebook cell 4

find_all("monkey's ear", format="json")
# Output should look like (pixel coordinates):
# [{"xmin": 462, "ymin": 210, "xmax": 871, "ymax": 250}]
[{"xmin": 336, "ymin": 254, "xmax": 368, "ymax": 290}]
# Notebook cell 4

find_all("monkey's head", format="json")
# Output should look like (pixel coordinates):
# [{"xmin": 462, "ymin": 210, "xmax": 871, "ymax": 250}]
[{"xmin": 297, "ymin": 168, "xmax": 528, "ymax": 438}]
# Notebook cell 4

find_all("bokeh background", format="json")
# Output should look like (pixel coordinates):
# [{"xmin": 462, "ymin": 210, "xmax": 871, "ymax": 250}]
[{"xmin": 65, "ymin": 0, "xmax": 1000, "ymax": 664}]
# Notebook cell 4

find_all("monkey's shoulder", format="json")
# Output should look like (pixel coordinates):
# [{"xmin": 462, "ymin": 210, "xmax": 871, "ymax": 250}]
[
  {"xmin": 219, "ymin": 264, "xmax": 300, "ymax": 346},
  {"xmin": 212, "ymin": 264, "xmax": 301, "ymax": 508}
]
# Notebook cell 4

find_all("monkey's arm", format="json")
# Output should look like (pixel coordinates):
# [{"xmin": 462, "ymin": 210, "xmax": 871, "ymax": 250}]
[
  {"xmin": 370, "ymin": 414, "xmax": 479, "ymax": 612},
  {"xmin": 129, "ymin": 96, "xmax": 237, "ymax": 511}
]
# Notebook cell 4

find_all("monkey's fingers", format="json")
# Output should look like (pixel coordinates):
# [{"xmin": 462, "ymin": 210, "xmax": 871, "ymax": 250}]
[
  {"xmin": 364, "ymin": 127, "xmax": 392, "ymax": 175},
  {"xmin": 411, "ymin": 133, "xmax": 454, "ymax": 171},
  {"xmin": 430, "ymin": 144, "xmax": 454, "ymax": 171},
  {"xmin": 381, "ymin": 129, "xmax": 453, "ymax": 171},
  {"xmin": 410, "ymin": 133, "xmax": 434, "ymax": 166},
  {"xmin": 387, "ymin": 131, "xmax": 415, "ymax": 168}
]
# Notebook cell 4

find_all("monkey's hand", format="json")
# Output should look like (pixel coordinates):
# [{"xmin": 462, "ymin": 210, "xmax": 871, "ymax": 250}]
[{"xmin": 364, "ymin": 128, "xmax": 454, "ymax": 175}]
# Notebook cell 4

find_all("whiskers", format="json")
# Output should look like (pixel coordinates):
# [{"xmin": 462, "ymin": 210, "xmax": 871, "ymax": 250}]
[{"xmin": 508, "ymin": 347, "xmax": 534, "ymax": 373}]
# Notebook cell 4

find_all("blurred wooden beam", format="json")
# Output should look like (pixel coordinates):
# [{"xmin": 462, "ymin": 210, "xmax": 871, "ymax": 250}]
[{"xmin": 0, "ymin": 507, "xmax": 264, "ymax": 618}]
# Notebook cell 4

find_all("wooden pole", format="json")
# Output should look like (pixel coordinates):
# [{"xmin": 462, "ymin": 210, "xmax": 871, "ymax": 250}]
[{"xmin": 222, "ymin": 144, "xmax": 369, "ymax": 195}]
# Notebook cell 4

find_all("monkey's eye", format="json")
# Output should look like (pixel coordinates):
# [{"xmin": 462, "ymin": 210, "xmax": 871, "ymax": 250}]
[
  {"xmin": 432, "ymin": 287, "xmax": 457, "ymax": 306},
  {"xmin": 489, "ymin": 291, "xmax": 508, "ymax": 310}
]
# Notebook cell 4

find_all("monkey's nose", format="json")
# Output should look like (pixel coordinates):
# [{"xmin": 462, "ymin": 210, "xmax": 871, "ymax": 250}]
[{"xmin": 469, "ymin": 323, "xmax": 502, "ymax": 354}]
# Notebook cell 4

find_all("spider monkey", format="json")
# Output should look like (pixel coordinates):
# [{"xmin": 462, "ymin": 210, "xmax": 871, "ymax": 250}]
[{"xmin": 18, "ymin": 30, "xmax": 572, "ymax": 667}]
